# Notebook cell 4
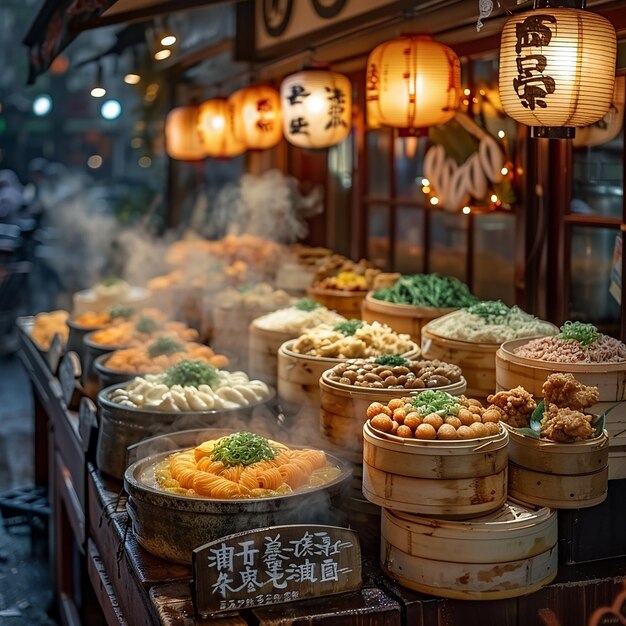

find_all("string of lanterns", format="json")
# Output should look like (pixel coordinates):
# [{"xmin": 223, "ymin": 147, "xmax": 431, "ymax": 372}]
[{"xmin": 166, "ymin": 3, "xmax": 617, "ymax": 163}]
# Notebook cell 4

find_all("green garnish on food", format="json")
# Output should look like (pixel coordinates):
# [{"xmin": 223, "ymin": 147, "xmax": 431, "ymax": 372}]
[
  {"xmin": 210, "ymin": 432, "xmax": 279, "ymax": 467},
  {"xmin": 558, "ymin": 321, "xmax": 601, "ymax": 348},
  {"xmin": 373, "ymin": 274, "xmax": 477, "ymax": 308},
  {"xmin": 108, "ymin": 304, "xmax": 135, "ymax": 319},
  {"xmin": 375, "ymin": 355, "xmax": 409, "ymax": 367},
  {"xmin": 148, "ymin": 337, "xmax": 185, "ymax": 358},
  {"xmin": 294, "ymin": 298, "xmax": 321, "ymax": 312},
  {"xmin": 162, "ymin": 360, "xmax": 219, "ymax": 388},
  {"xmin": 135, "ymin": 316, "xmax": 163, "ymax": 334},
  {"xmin": 333, "ymin": 319, "xmax": 363, "ymax": 336},
  {"xmin": 100, "ymin": 277, "xmax": 122, "ymax": 287},
  {"xmin": 410, "ymin": 390, "xmax": 461, "ymax": 416},
  {"xmin": 467, "ymin": 300, "xmax": 511, "ymax": 324}
]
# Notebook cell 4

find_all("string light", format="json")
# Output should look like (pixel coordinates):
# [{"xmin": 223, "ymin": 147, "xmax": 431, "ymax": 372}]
[
  {"xmin": 124, "ymin": 73, "xmax": 141, "ymax": 85},
  {"xmin": 422, "ymin": 186, "xmax": 431, "ymax": 194},
  {"xmin": 430, "ymin": 197, "xmax": 439, "ymax": 205},
  {"xmin": 464, "ymin": 88, "xmax": 471, "ymax": 96},
  {"xmin": 154, "ymin": 49, "xmax": 171, "ymax": 61},
  {"xmin": 501, "ymin": 167, "xmax": 509, "ymax": 175},
  {"xmin": 497, "ymin": 130, "xmax": 505, "ymax": 139},
  {"xmin": 462, "ymin": 206, "xmax": 471, "ymax": 214},
  {"xmin": 421, "ymin": 178, "xmax": 430, "ymax": 186},
  {"xmin": 160, "ymin": 35, "xmax": 176, "ymax": 46},
  {"xmin": 490, "ymin": 194, "xmax": 498, "ymax": 203}
]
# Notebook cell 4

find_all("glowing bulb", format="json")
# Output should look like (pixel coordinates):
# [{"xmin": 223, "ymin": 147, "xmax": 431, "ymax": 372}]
[
  {"xmin": 472, "ymin": 97, "xmax": 478, "ymax": 104},
  {"xmin": 497, "ymin": 130, "xmax": 505, "ymax": 139},
  {"xmin": 138, "ymin": 156, "xmax": 152, "ymax": 168},
  {"xmin": 463, "ymin": 99, "xmax": 469, "ymax": 105},
  {"xmin": 490, "ymin": 194, "xmax": 498, "ymax": 203},
  {"xmin": 154, "ymin": 49, "xmax": 172, "ymax": 61},
  {"xmin": 421, "ymin": 178, "xmax": 430, "ymax": 186},
  {"xmin": 100, "ymin": 99, "xmax": 122, "ymax": 120},
  {"xmin": 32, "ymin": 95, "xmax": 52, "ymax": 116},
  {"xmin": 131, "ymin": 137, "xmax": 143, "ymax": 149},
  {"xmin": 124, "ymin": 73, "xmax": 141, "ymax": 85},
  {"xmin": 210, "ymin": 115, "xmax": 226, "ymax": 130},
  {"xmin": 422, "ymin": 186, "xmax": 431, "ymax": 194},
  {"xmin": 462, "ymin": 206, "xmax": 471, "ymax": 214},
  {"xmin": 160, "ymin": 35, "xmax": 177, "ymax": 46},
  {"xmin": 305, "ymin": 94, "xmax": 325, "ymax": 114},
  {"xmin": 90, "ymin": 86, "xmax": 106, "ymax": 98},
  {"xmin": 501, "ymin": 167, "xmax": 509, "ymax": 176},
  {"xmin": 87, "ymin": 155, "xmax": 102, "ymax": 169},
  {"xmin": 479, "ymin": 89, "xmax": 486, "ymax": 96},
  {"xmin": 463, "ymin": 88, "xmax": 471, "ymax": 96},
  {"xmin": 430, "ymin": 197, "xmax": 439, "ymax": 206}
]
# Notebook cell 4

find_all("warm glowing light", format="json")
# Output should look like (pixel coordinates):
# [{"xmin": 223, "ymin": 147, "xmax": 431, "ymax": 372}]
[
  {"xmin": 472, "ymin": 97, "xmax": 478, "ymax": 104},
  {"xmin": 366, "ymin": 35, "xmax": 461, "ymax": 128},
  {"xmin": 280, "ymin": 70, "xmax": 352, "ymax": 148},
  {"xmin": 124, "ymin": 73, "xmax": 141, "ymax": 85},
  {"xmin": 497, "ymin": 130, "xmax": 505, "ymax": 139},
  {"xmin": 463, "ymin": 99, "xmax": 469, "ymax": 106},
  {"xmin": 464, "ymin": 88, "xmax": 471, "ymax": 96},
  {"xmin": 131, "ymin": 137, "xmax": 143, "ymax": 149},
  {"xmin": 197, "ymin": 99, "xmax": 246, "ymax": 158},
  {"xmin": 87, "ymin": 155, "xmax": 102, "ymax": 169},
  {"xmin": 462, "ymin": 206, "xmax": 471, "ymax": 214},
  {"xmin": 422, "ymin": 186, "xmax": 431, "ymax": 194},
  {"xmin": 499, "ymin": 7, "xmax": 616, "ymax": 136},
  {"xmin": 490, "ymin": 194, "xmax": 498, "ymax": 203},
  {"xmin": 160, "ymin": 35, "xmax": 177, "ymax": 46},
  {"xmin": 138, "ymin": 156, "xmax": 152, "ymax": 168},
  {"xmin": 165, "ymin": 106, "xmax": 205, "ymax": 160},
  {"xmin": 501, "ymin": 167, "xmax": 509, "ymax": 175},
  {"xmin": 229, "ymin": 85, "xmax": 282, "ymax": 150},
  {"xmin": 421, "ymin": 178, "xmax": 430, "ymax": 186},
  {"xmin": 479, "ymin": 89, "xmax": 486, "ymax": 96},
  {"xmin": 430, "ymin": 197, "xmax": 439, "ymax": 205},
  {"xmin": 154, "ymin": 49, "xmax": 172, "ymax": 61},
  {"xmin": 90, "ymin": 86, "xmax": 106, "ymax": 98}
]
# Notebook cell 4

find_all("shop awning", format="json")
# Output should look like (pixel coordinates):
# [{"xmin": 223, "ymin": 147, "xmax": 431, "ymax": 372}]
[{"xmin": 22, "ymin": 0, "xmax": 228, "ymax": 84}]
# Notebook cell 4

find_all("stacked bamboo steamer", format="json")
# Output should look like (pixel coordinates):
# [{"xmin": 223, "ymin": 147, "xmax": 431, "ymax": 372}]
[
  {"xmin": 497, "ymin": 337, "xmax": 626, "ymax": 480},
  {"xmin": 306, "ymin": 287, "xmax": 366, "ymax": 320}
]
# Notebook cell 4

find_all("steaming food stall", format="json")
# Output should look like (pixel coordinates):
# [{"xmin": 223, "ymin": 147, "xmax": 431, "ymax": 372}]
[{"xmin": 17, "ymin": 0, "xmax": 626, "ymax": 625}]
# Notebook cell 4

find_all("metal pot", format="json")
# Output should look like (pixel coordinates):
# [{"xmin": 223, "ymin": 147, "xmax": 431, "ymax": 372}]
[
  {"xmin": 93, "ymin": 353, "xmax": 139, "ymax": 390},
  {"xmin": 66, "ymin": 319, "xmax": 105, "ymax": 365},
  {"xmin": 124, "ymin": 433, "xmax": 352, "ymax": 564},
  {"xmin": 82, "ymin": 331, "xmax": 122, "ymax": 397},
  {"xmin": 96, "ymin": 384, "xmax": 276, "ymax": 480}
]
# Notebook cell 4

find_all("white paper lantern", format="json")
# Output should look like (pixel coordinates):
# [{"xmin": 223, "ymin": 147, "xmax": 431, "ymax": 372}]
[
  {"xmin": 230, "ymin": 85, "xmax": 283, "ymax": 150},
  {"xmin": 197, "ymin": 98, "xmax": 246, "ymax": 158},
  {"xmin": 366, "ymin": 35, "xmax": 461, "ymax": 129},
  {"xmin": 499, "ymin": 7, "xmax": 617, "ymax": 138},
  {"xmin": 280, "ymin": 70, "xmax": 352, "ymax": 148}
]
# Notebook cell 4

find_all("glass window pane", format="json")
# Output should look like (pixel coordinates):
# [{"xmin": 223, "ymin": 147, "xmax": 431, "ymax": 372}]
[
  {"xmin": 366, "ymin": 130, "xmax": 391, "ymax": 197},
  {"xmin": 394, "ymin": 205, "xmax": 424, "ymax": 274},
  {"xmin": 394, "ymin": 135, "xmax": 427, "ymax": 202},
  {"xmin": 429, "ymin": 211, "xmax": 468, "ymax": 282},
  {"xmin": 367, "ymin": 204, "xmax": 390, "ymax": 270},
  {"xmin": 569, "ymin": 226, "xmax": 620, "ymax": 326},
  {"xmin": 473, "ymin": 213, "xmax": 515, "ymax": 305},
  {"xmin": 571, "ymin": 77, "xmax": 624, "ymax": 219}
]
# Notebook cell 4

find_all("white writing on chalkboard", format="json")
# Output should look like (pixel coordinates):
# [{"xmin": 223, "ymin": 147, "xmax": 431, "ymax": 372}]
[{"xmin": 208, "ymin": 530, "xmax": 353, "ymax": 598}]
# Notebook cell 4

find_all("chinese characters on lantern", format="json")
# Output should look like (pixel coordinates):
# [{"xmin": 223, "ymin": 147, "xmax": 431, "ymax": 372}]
[
  {"xmin": 513, "ymin": 14, "xmax": 557, "ymax": 110},
  {"xmin": 193, "ymin": 525, "xmax": 361, "ymax": 615}
]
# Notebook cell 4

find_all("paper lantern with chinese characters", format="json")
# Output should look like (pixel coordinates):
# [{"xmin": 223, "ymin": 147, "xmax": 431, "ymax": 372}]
[
  {"xmin": 197, "ymin": 98, "xmax": 246, "ymax": 158},
  {"xmin": 165, "ymin": 106, "xmax": 204, "ymax": 161},
  {"xmin": 499, "ymin": 8, "xmax": 616, "ymax": 138},
  {"xmin": 366, "ymin": 35, "xmax": 461, "ymax": 128},
  {"xmin": 230, "ymin": 85, "xmax": 283, "ymax": 150},
  {"xmin": 280, "ymin": 70, "xmax": 352, "ymax": 148}
]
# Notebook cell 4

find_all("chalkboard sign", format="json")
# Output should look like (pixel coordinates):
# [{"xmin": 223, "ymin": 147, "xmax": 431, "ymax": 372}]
[
  {"xmin": 78, "ymin": 397, "xmax": 99, "ymax": 460},
  {"xmin": 192, "ymin": 524, "xmax": 361, "ymax": 617},
  {"xmin": 59, "ymin": 351, "xmax": 82, "ymax": 409},
  {"xmin": 46, "ymin": 333, "xmax": 64, "ymax": 374}
]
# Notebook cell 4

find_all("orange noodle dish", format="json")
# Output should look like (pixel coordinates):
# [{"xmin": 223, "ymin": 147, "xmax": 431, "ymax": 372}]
[{"xmin": 155, "ymin": 432, "xmax": 341, "ymax": 499}]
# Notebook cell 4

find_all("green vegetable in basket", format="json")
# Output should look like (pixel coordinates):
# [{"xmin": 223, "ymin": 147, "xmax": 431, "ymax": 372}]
[
  {"xmin": 373, "ymin": 274, "xmax": 477, "ymax": 308},
  {"xmin": 293, "ymin": 298, "xmax": 321, "ymax": 312},
  {"xmin": 410, "ymin": 390, "xmax": 461, "ymax": 417},
  {"xmin": 557, "ymin": 321, "xmax": 601, "ymax": 348},
  {"xmin": 333, "ymin": 320, "xmax": 363, "ymax": 336}
]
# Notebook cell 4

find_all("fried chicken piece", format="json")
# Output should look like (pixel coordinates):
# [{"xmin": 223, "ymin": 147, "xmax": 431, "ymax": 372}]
[
  {"xmin": 486, "ymin": 386, "xmax": 536, "ymax": 429},
  {"xmin": 540, "ymin": 405, "xmax": 594, "ymax": 442},
  {"xmin": 542, "ymin": 373, "xmax": 599, "ymax": 412}
]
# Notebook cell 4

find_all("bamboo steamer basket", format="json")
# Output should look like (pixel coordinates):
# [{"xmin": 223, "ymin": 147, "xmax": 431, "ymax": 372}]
[
  {"xmin": 506, "ymin": 426, "xmax": 609, "ymax": 509},
  {"xmin": 96, "ymin": 384, "xmax": 276, "ymax": 480},
  {"xmin": 362, "ymin": 421, "xmax": 508, "ymax": 518},
  {"xmin": 497, "ymin": 337, "xmax": 626, "ymax": 479},
  {"xmin": 306, "ymin": 287, "xmax": 366, "ymax": 319},
  {"xmin": 381, "ymin": 502, "xmax": 558, "ymax": 600},
  {"xmin": 277, "ymin": 339, "xmax": 420, "ymax": 434},
  {"xmin": 361, "ymin": 292, "xmax": 456, "ymax": 344},
  {"xmin": 319, "ymin": 371, "xmax": 467, "ymax": 456},
  {"xmin": 212, "ymin": 307, "xmax": 268, "ymax": 370},
  {"xmin": 248, "ymin": 321, "xmax": 296, "ymax": 387},
  {"xmin": 124, "ymin": 432, "xmax": 352, "ymax": 564},
  {"xmin": 421, "ymin": 325, "xmax": 497, "ymax": 401},
  {"xmin": 72, "ymin": 286, "xmax": 150, "ymax": 316}
]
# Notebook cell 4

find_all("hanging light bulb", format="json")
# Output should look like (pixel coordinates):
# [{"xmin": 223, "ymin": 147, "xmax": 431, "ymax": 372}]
[
  {"xmin": 165, "ymin": 106, "xmax": 205, "ymax": 161},
  {"xmin": 90, "ymin": 64, "xmax": 106, "ymax": 98},
  {"xmin": 229, "ymin": 85, "xmax": 283, "ymax": 150},
  {"xmin": 366, "ymin": 35, "xmax": 461, "ymax": 128},
  {"xmin": 280, "ymin": 68, "xmax": 352, "ymax": 148},
  {"xmin": 197, "ymin": 99, "xmax": 246, "ymax": 158},
  {"xmin": 498, "ymin": 3, "xmax": 617, "ymax": 139}
]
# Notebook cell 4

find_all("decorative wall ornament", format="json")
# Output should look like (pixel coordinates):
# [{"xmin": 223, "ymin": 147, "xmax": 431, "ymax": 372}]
[
  {"xmin": 197, "ymin": 98, "xmax": 246, "ymax": 158},
  {"xmin": 280, "ymin": 69, "xmax": 352, "ymax": 148},
  {"xmin": 165, "ymin": 106, "xmax": 205, "ymax": 161},
  {"xmin": 229, "ymin": 85, "xmax": 283, "ymax": 150},
  {"xmin": 366, "ymin": 35, "xmax": 461, "ymax": 129},
  {"xmin": 499, "ymin": 6, "xmax": 617, "ymax": 139}
]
